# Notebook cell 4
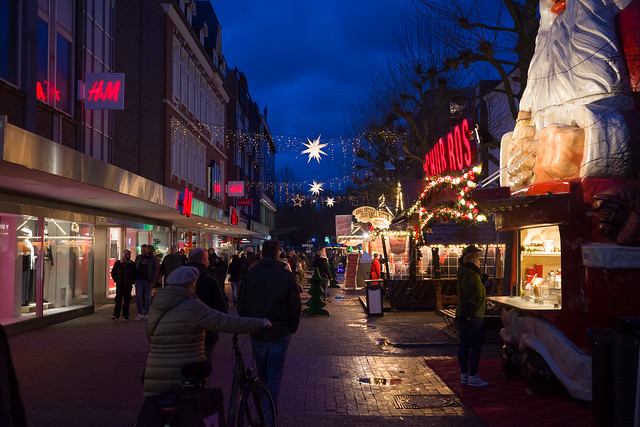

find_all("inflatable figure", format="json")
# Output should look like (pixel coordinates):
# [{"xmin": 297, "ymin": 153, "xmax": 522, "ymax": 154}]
[{"xmin": 501, "ymin": 0, "xmax": 640, "ymax": 189}]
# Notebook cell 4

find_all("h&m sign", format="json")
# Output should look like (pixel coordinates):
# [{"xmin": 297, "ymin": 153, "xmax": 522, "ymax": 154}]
[{"xmin": 82, "ymin": 73, "xmax": 125, "ymax": 110}]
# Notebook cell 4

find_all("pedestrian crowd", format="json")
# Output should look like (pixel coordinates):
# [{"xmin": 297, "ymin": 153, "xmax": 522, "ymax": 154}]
[{"xmin": 112, "ymin": 243, "xmax": 348, "ymax": 424}]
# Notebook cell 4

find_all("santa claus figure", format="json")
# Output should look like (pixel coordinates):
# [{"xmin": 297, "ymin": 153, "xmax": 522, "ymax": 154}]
[{"xmin": 501, "ymin": 0, "xmax": 640, "ymax": 189}]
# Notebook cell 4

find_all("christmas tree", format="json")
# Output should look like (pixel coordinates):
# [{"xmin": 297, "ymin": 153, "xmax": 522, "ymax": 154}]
[{"xmin": 302, "ymin": 268, "xmax": 329, "ymax": 316}]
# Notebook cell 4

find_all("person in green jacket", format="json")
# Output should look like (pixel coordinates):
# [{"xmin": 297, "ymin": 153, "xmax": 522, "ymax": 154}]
[{"xmin": 456, "ymin": 245, "xmax": 489, "ymax": 387}]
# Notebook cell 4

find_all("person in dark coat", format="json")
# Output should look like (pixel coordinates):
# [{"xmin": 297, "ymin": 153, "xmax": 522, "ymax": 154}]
[
  {"xmin": 207, "ymin": 248, "xmax": 218, "ymax": 267},
  {"xmin": 160, "ymin": 245, "xmax": 187, "ymax": 286},
  {"xmin": 111, "ymin": 249, "xmax": 137, "ymax": 321},
  {"xmin": 238, "ymin": 240, "xmax": 302, "ymax": 412},
  {"xmin": 214, "ymin": 254, "xmax": 228, "ymax": 294},
  {"xmin": 456, "ymin": 245, "xmax": 489, "ymax": 387},
  {"xmin": 313, "ymin": 248, "xmax": 331, "ymax": 301},
  {"xmin": 188, "ymin": 248, "xmax": 227, "ymax": 361},
  {"xmin": 227, "ymin": 254, "xmax": 245, "ymax": 307}
]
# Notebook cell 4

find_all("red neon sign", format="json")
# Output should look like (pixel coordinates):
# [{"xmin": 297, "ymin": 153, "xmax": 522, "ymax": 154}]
[
  {"xmin": 230, "ymin": 208, "xmax": 238, "ymax": 225},
  {"xmin": 227, "ymin": 181, "xmax": 244, "ymax": 197},
  {"xmin": 36, "ymin": 81, "xmax": 61, "ymax": 102},
  {"xmin": 87, "ymin": 80, "xmax": 121, "ymax": 103},
  {"xmin": 84, "ymin": 72, "xmax": 125, "ymax": 110},
  {"xmin": 176, "ymin": 188, "xmax": 193, "ymax": 217},
  {"xmin": 423, "ymin": 119, "xmax": 478, "ymax": 176}
]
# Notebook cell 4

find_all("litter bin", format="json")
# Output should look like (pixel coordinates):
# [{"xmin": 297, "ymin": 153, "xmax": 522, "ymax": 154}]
[{"xmin": 365, "ymin": 282, "xmax": 383, "ymax": 317}]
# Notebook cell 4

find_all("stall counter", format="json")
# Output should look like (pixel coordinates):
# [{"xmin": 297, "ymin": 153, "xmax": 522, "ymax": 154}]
[{"xmin": 488, "ymin": 296, "xmax": 560, "ymax": 311}]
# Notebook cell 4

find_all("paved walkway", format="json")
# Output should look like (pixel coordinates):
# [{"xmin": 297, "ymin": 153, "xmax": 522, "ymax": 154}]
[{"xmin": 8, "ymin": 282, "xmax": 499, "ymax": 426}]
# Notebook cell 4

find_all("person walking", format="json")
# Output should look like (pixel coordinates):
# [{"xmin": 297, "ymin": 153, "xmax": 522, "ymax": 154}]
[
  {"xmin": 214, "ymin": 253, "xmax": 228, "ymax": 295},
  {"xmin": 313, "ymin": 248, "xmax": 331, "ymax": 302},
  {"xmin": 160, "ymin": 245, "xmax": 187, "ymax": 286},
  {"xmin": 237, "ymin": 240, "xmax": 302, "ymax": 410},
  {"xmin": 227, "ymin": 253, "xmax": 244, "ymax": 307},
  {"xmin": 456, "ymin": 245, "xmax": 489, "ymax": 387},
  {"xmin": 142, "ymin": 266, "xmax": 270, "ymax": 397},
  {"xmin": 188, "ymin": 247, "xmax": 227, "ymax": 360},
  {"xmin": 135, "ymin": 244, "xmax": 158, "ymax": 321},
  {"xmin": 111, "ymin": 249, "xmax": 137, "ymax": 321},
  {"xmin": 370, "ymin": 253, "xmax": 382, "ymax": 286}
]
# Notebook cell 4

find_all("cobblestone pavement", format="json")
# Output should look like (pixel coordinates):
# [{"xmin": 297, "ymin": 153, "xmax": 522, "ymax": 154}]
[{"xmin": 8, "ymin": 281, "xmax": 500, "ymax": 426}]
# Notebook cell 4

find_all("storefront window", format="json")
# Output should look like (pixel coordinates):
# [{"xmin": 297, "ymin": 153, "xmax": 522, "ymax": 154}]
[
  {"xmin": 105, "ymin": 225, "xmax": 170, "ymax": 299},
  {"xmin": 0, "ymin": 214, "xmax": 94, "ymax": 324}
]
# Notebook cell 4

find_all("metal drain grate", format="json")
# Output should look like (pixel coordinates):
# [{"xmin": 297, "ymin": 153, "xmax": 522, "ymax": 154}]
[{"xmin": 393, "ymin": 393, "xmax": 463, "ymax": 409}]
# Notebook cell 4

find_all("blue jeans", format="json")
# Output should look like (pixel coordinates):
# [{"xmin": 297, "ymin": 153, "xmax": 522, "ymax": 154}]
[
  {"xmin": 320, "ymin": 278, "xmax": 329, "ymax": 299},
  {"xmin": 457, "ymin": 317, "xmax": 485, "ymax": 376},
  {"xmin": 230, "ymin": 281, "xmax": 240, "ymax": 303},
  {"xmin": 251, "ymin": 334, "xmax": 292, "ymax": 408},
  {"xmin": 135, "ymin": 280, "xmax": 152, "ymax": 315}
]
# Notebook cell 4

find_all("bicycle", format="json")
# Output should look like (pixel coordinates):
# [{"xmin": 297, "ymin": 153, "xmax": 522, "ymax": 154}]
[
  {"xmin": 226, "ymin": 333, "xmax": 278, "ymax": 427},
  {"xmin": 137, "ymin": 334, "xmax": 277, "ymax": 427}
]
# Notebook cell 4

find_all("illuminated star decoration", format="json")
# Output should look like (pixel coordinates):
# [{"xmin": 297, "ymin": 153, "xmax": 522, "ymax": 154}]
[
  {"xmin": 309, "ymin": 181, "xmax": 324, "ymax": 195},
  {"xmin": 292, "ymin": 194, "xmax": 304, "ymax": 207},
  {"xmin": 326, "ymin": 197, "xmax": 335, "ymax": 207},
  {"xmin": 301, "ymin": 135, "xmax": 328, "ymax": 163}
]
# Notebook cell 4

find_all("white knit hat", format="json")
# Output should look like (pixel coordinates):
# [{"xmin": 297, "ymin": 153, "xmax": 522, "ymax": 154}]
[{"xmin": 166, "ymin": 266, "xmax": 200, "ymax": 286}]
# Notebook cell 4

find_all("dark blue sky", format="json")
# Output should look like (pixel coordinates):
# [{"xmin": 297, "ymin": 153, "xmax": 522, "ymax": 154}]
[{"xmin": 210, "ymin": 0, "xmax": 413, "ymax": 188}]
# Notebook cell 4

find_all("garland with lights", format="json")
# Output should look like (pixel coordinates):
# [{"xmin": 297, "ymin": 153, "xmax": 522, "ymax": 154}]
[{"xmin": 414, "ymin": 165, "xmax": 487, "ymax": 246}]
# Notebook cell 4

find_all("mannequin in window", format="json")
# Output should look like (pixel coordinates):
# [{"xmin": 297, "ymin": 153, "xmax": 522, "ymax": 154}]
[{"xmin": 20, "ymin": 228, "xmax": 35, "ymax": 306}]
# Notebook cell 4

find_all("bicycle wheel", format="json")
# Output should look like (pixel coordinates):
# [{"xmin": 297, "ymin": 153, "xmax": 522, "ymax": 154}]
[{"xmin": 236, "ymin": 381, "xmax": 277, "ymax": 427}]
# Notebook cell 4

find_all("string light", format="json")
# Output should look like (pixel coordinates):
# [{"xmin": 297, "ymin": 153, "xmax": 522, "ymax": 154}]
[{"xmin": 410, "ymin": 165, "xmax": 486, "ymax": 246}]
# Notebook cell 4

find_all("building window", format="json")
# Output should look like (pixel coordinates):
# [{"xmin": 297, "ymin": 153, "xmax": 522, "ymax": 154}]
[
  {"xmin": 37, "ymin": 1, "xmax": 74, "ymax": 115},
  {"xmin": 209, "ymin": 161, "xmax": 222, "ymax": 201},
  {"xmin": 0, "ymin": 0, "xmax": 19, "ymax": 85},
  {"xmin": 170, "ymin": 117, "xmax": 206, "ymax": 191},
  {"xmin": 172, "ymin": 37, "xmax": 180, "ymax": 100},
  {"xmin": 82, "ymin": 0, "xmax": 115, "ymax": 162}
]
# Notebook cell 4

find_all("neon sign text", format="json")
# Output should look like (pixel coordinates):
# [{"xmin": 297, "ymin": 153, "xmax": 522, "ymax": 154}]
[
  {"xmin": 84, "ymin": 72, "xmax": 125, "ymax": 110},
  {"xmin": 423, "ymin": 119, "xmax": 478, "ymax": 176},
  {"xmin": 36, "ymin": 81, "xmax": 61, "ymax": 102},
  {"xmin": 176, "ymin": 188, "xmax": 193, "ymax": 217},
  {"xmin": 227, "ymin": 181, "xmax": 244, "ymax": 197},
  {"xmin": 87, "ymin": 80, "xmax": 121, "ymax": 103}
]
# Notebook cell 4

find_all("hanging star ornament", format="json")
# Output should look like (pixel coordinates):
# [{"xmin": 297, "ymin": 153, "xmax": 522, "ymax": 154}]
[
  {"xmin": 326, "ymin": 197, "xmax": 335, "ymax": 207},
  {"xmin": 309, "ymin": 181, "xmax": 324, "ymax": 195},
  {"xmin": 301, "ymin": 135, "xmax": 328, "ymax": 163},
  {"xmin": 292, "ymin": 194, "xmax": 304, "ymax": 207}
]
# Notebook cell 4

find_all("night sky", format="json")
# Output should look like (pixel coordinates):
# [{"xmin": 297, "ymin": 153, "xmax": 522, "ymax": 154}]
[{"xmin": 210, "ymin": 0, "xmax": 413, "ymax": 188}]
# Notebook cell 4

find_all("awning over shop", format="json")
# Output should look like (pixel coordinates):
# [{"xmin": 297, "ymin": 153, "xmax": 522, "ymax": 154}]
[{"xmin": 0, "ymin": 118, "xmax": 256, "ymax": 237}]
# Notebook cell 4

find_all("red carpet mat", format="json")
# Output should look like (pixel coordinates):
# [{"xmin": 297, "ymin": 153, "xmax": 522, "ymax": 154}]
[{"xmin": 427, "ymin": 358, "xmax": 594, "ymax": 426}]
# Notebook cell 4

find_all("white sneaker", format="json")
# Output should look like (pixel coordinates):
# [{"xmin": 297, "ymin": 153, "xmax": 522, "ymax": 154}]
[
  {"xmin": 461, "ymin": 373, "xmax": 468, "ymax": 384},
  {"xmin": 135, "ymin": 314, "xmax": 143, "ymax": 321},
  {"xmin": 467, "ymin": 375, "xmax": 489, "ymax": 387},
  {"xmin": 143, "ymin": 314, "xmax": 149, "ymax": 320}
]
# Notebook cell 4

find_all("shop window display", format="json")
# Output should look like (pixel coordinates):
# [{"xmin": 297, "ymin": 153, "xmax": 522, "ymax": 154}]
[
  {"xmin": 518, "ymin": 226, "xmax": 561, "ymax": 304},
  {"xmin": 0, "ymin": 215, "xmax": 93, "ymax": 324}
]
